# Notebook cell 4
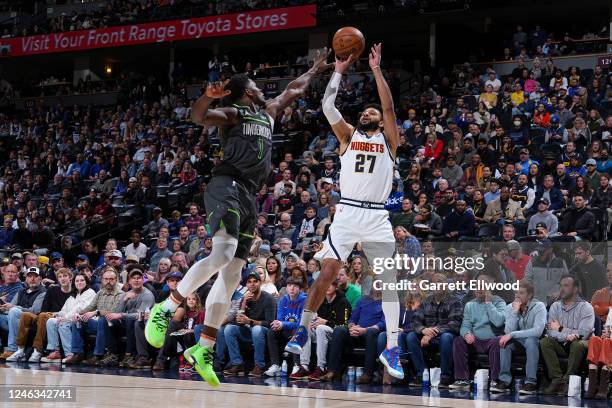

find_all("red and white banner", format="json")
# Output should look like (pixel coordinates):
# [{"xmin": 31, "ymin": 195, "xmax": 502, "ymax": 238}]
[{"xmin": 0, "ymin": 4, "xmax": 316, "ymax": 57}]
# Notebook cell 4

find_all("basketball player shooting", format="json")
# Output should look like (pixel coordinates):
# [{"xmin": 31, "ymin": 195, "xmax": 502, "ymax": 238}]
[
  {"xmin": 285, "ymin": 43, "xmax": 404, "ymax": 380},
  {"xmin": 144, "ymin": 48, "xmax": 331, "ymax": 387}
]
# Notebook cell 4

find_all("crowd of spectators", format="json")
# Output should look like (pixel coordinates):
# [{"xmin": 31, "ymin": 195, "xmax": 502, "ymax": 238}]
[
  {"xmin": 500, "ymin": 24, "xmax": 609, "ymax": 62},
  {"xmin": 0, "ymin": 49, "xmax": 611, "ymax": 397}
]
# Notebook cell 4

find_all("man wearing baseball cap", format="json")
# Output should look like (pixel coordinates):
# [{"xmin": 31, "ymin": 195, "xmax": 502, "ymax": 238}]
[
  {"xmin": 110, "ymin": 265, "xmax": 155, "ymax": 368},
  {"xmin": 527, "ymin": 197, "xmax": 559, "ymax": 235},
  {"xmin": 0, "ymin": 266, "xmax": 46, "ymax": 360},
  {"xmin": 584, "ymin": 158, "xmax": 601, "ymax": 190}
]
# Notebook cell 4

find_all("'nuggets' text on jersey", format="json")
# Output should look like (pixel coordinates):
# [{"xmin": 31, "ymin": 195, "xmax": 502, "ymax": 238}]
[
  {"xmin": 339, "ymin": 130, "xmax": 394, "ymax": 203},
  {"xmin": 350, "ymin": 141, "xmax": 385, "ymax": 153}
]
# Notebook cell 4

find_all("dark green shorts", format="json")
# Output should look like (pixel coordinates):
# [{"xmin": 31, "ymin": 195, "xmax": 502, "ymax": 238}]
[{"xmin": 204, "ymin": 175, "xmax": 257, "ymax": 260}]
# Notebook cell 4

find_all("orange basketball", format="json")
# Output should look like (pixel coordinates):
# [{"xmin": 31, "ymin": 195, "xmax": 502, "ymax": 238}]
[{"xmin": 332, "ymin": 27, "xmax": 365, "ymax": 60}]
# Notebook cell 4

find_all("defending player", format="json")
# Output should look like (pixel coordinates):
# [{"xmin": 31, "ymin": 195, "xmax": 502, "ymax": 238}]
[
  {"xmin": 144, "ymin": 49, "xmax": 330, "ymax": 387},
  {"xmin": 285, "ymin": 44, "xmax": 404, "ymax": 380}
]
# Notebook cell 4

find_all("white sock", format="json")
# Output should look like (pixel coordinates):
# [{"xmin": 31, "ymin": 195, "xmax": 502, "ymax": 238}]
[
  {"xmin": 199, "ymin": 335, "xmax": 216, "ymax": 349},
  {"xmin": 200, "ymin": 257, "xmax": 246, "ymax": 346},
  {"xmin": 386, "ymin": 329, "xmax": 399, "ymax": 349},
  {"xmin": 162, "ymin": 229, "xmax": 237, "ymax": 313}
]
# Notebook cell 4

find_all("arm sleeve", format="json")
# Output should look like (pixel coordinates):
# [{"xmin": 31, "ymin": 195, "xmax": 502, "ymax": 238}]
[{"xmin": 322, "ymin": 72, "xmax": 343, "ymax": 125}]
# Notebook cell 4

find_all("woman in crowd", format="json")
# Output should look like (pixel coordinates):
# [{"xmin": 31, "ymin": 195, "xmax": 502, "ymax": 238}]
[
  {"xmin": 41, "ymin": 273, "xmax": 96, "ymax": 363},
  {"xmin": 570, "ymin": 175, "xmax": 593, "ymax": 203},
  {"xmin": 265, "ymin": 256, "xmax": 282, "ymax": 290},
  {"xmin": 256, "ymin": 265, "xmax": 279, "ymax": 297},
  {"xmin": 316, "ymin": 192, "xmax": 330, "ymax": 220},
  {"xmin": 255, "ymin": 184, "xmax": 274, "ymax": 214}
]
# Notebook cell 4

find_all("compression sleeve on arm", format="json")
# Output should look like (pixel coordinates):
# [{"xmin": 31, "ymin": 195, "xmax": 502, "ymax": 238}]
[{"xmin": 322, "ymin": 72, "xmax": 342, "ymax": 125}]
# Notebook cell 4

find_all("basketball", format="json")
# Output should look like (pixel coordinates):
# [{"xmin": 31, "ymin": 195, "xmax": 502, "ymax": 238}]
[{"xmin": 332, "ymin": 26, "xmax": 365, "ymax": 60}]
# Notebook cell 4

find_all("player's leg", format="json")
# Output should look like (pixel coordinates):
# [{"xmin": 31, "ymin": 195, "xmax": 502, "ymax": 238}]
[
  {"xmin": 184, "ymin": 191, "xmax": 254, "ymax": 387},
  {"xmin": 285, "ymin": 227, "xmax": 352, "ymax": 354},
  {"xmin": 184, "ymin": 256, "xmax": 245, "ymax": 387},
  {"xmin": 362, "ymin": 240, "xmax": 403, "ymax": 379},
  {"xmin": 145, "ymin": 176, "xmax": 239, "ymax": 349}
]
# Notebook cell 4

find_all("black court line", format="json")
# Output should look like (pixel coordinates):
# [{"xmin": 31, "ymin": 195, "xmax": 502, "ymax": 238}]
[{"xmin": 0, "ymin": 382, "xmax": 464, "ymax": 408}]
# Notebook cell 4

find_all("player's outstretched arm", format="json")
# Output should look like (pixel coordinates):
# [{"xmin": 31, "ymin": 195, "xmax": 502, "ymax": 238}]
[
  {"xmin": 369, "ymin": 43, "xmax": 398, "ymax": 159},
  {"xmin": 191, "ymin": 80, "xmax": 238, "ymax": 127},
  {"xmin": 323, "ymin": 55, "xmax": 355, "ymax": 150},
  {"xmin": 265, "ymin": 48, "xmax": 331, "ymax": 119}
]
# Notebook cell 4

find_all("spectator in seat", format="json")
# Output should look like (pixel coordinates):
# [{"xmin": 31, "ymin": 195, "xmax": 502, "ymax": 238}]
[
  {"xmin": 222, "ymin": 272, "xmax": 276, "ymax": 377},
  {"xmin": 590, "ymin": 261, "xmax": 612, "ymax": 321},
  {"xmin": 585, "ymin": 306, "xmax": 612, "ymax": 399},
  {"xmin": 188, "ymin": 226, "xmax": 212, "ymax": 261},
  {"xmin": 0, "ymin": 215, "xmax": 14, "ymax": 248},
  {"xmin": 484, "ymin": 185, "xmax": 525, "ymax": 228},
  {"xmin": 265, "ymin": 277, "xmax": 306, "ymax": 377},
  {"xmin": 442, "ymin": 199, "xmax": 475, "ymax": 239},
  {"xmin": 297, "ymin": 280, "xmax": 351, "ymax": 381},
  {"xmin": 337, "ymin": 266, "xmax": 361, "ymax": 309},
  {"xmin": 42, "ymin": 273, "xmax": 96, "ymax": 363},
  {"xmin": 411, "ymin": 204, "xmax": 443, "ymax": 238},
  {"xmin": 152, "ymin": 292, "xmax": 204, "ymax": 371},
  {"xmin": 0, "ymin": 264, "xmax": 24, "ymax": 306},
  {"xmin": 407, "ymin": 273, "xmax": 463, "ymax": 388},
  {"xmin": 391, "ymin": 198, "xmax": 416, "ymax": 231},
  {"xmin": 149, "ymin": 237, "xmax": 173, "ymax": 273},
  {"xmin": 143, "ymin": 207, "xmax": 169, "ymax": 237},
  {"xmin": 105, "ymin": 266, "xmax": 155, "ymax": 368},
  {"xmin": 8, "ymin": 268, "xmax": 73, "ymax": 362},
  {"xmin": 493, "ymin": 280, "xmax": 546, "ymax": 394},
  {"xmin": 590, "ymin": 174, "xmax": 612, "ymax": 233},
  {"xmin": 504, "ymin": 240, "xmax": 531, "ymax": 280},
  {"xmin": 570, "ymin": 242, "xmax": 607, "ymax": 300},
  {"xmin": 0, "ymin": 266, "xmax": 47, "ymax": 360},
  {"xmin": 274, "ymin": 169, "xmax": 295, "ymax": 199},
  {"xmin": 527, "ymin": 197, "xmax": 559, "ymax": 234},
  {"xmin": 124, "ymin": 230, "xmax": 148, "ymax": 262},
  {"xmin": 320, "ymin": 288, "xmax": 385, "ymax": 384},
  {"xmin": 540, "ymin": 275, "xmax": 594, "ymax": 395},
  {"xmin": 478, "ymin": 244, "xmax": 516, "ymax": 303},
  {"xmin": 441, "ymin": 155, "xmax": 463, "ymax": 189},
  {"xmin": 524, "ymin": 239, "xmax": 569, "ymax": 304},
  {"xmin": 273, "ymin": 214, "xmax": 297, "ymax": 248},
  {"xmin": 64, "ymin": 267, "xmax": 123, "ymax": 365},
  {"xmin": 450, "ymin": 275, "xmax": 506, "ymax": 391},
  {"xmin": 535, "ymin": 175, "xmax": 573, "ymax": 211},
  {"xmin": 273, "ymin": 237, "xmax": 297, "ymax": 271},
  {"xmin": 184, "ymin": 204, "xmax": 204, "ymax": 236}
]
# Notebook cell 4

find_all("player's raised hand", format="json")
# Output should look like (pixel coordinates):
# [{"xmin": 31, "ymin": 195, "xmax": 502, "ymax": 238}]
[
  {"xmin": 312, "ymin": 47, "xmax": 333, "ymax": 74},
  {"xmin": 205, "ymin": 79, "xmax": 231, "ymax": 99},
  {"xmin": 334, "ymin": 53, "xmax": 355, "ymax": 74},
  {"xmin": 369, "ymin": 42, "xmax": 382, "ymax": 70}
]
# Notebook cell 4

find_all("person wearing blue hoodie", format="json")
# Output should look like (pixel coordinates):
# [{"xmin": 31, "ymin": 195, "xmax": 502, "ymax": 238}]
[
  {"xmin": 321, "ymin": 288, "xmax": 386, "ymax": 383},
  {"xmin": 264, "ymin": 277, "xmax": 306, "ymax": 376}
]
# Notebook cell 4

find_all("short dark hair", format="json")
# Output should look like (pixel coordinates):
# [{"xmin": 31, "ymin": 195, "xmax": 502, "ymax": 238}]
[
  {"xmin": 223, "ymin": 74, "xmax": 251, "ymax": 105},
  {"xmin": 559, "ymin": 274, "xmax": 578, "ymax": 287},
  {"xmin": 286, "ymin": 277, "xmax": 304, "ymax": 289},
  {"xmin": 363, "ymin": 103, "xmax": 383, "ymax": 115}
]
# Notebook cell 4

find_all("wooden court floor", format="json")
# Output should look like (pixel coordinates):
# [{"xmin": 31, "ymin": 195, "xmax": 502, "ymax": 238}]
[{"xmin": 0, "ymin": 367, "xmax": 591, "ymax": 408}]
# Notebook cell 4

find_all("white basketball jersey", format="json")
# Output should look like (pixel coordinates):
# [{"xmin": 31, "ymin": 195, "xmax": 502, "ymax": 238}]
[{"xmin": 339, "ymin": 130, "xmax": 394, "ymax": 203}]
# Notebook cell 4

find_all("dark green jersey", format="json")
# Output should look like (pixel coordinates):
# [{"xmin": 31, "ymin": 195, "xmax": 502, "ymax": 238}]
[{"xmin": 213, "ymin": 104, "xmax": 274, "ymax": 193}]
